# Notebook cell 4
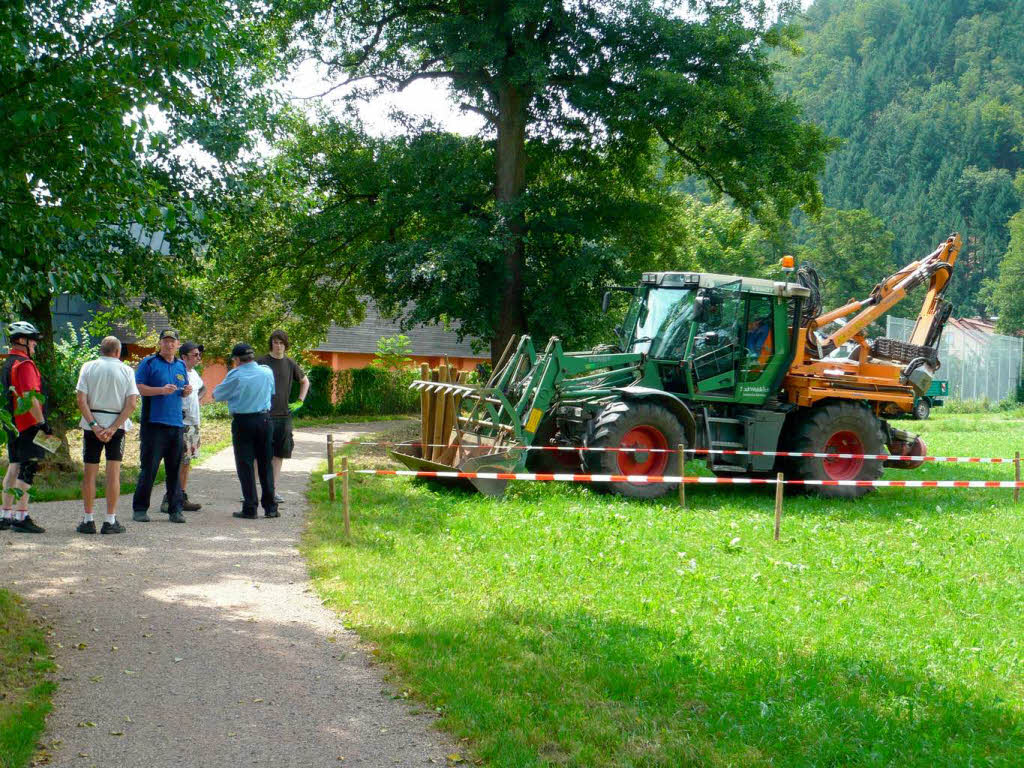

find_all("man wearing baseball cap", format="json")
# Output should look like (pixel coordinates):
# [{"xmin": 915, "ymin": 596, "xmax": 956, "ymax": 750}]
[
  {"xmin": 213, "ymin": 342, "xmax": 277, "ymax": 519},
  {"xmin": 161, "ymin": 341, "xmax": 204, "ymax": 515},
  {"xmin": 132, "ymin": 328, "xmax": 192, "ymax": 524}
]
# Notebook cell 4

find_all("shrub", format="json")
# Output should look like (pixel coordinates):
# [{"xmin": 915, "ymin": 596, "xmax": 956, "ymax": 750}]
[
  {"xmin": 301, "ymin": 364, "xmax": 419, "ymax": 417},
  {"xmin": 200, "ymin": 400, "xmax": 232, "ymax": 421},
  {"xmin": 301, "ymin": 365, "xmax": 336, "ymax": 417},
  {"xmin": 42, "ymin": 325, "xmax": 99, "ymax": 428},
  {"xmin": 371, "ymin": 334, "xmax": 414, "ymax": 371}
]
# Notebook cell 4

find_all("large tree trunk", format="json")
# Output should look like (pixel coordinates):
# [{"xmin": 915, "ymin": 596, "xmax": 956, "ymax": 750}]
[
  {"xmin": 492, "ymin": 84, "xmax": 529, "ymax": 364},
  {"xmin": 24, "ymin": 292, "xmax": 75, "ymax": 470}
]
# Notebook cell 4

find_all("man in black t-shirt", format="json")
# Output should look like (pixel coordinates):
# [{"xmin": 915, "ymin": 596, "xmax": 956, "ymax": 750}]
[{"xmin": 256, "ymin": 330, "xmax": 309, "ymax": 503}]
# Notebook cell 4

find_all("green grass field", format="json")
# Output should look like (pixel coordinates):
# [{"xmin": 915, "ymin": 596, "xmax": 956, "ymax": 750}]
[
  {"xmin": 0, "ymin": 590, "xmax": 55, "ymax": 768},
  {"xmin": 304, "ymin": 411, "xmax": 1024, "ymax": 767}
]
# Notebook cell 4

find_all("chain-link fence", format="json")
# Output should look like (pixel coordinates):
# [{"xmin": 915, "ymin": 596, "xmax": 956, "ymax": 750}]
[{"xmin": 886, "ymin": 316, "xmax": 1022, "ymax": 402}]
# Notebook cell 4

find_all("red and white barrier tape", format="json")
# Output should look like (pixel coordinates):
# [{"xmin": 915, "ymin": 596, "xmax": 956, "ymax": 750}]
[
  {"xmin": 322, "ymin": 468, "xmax": 1024, "ymax": 489},
  {"xmin": 331, "ymin": 440, "xmax": 1013, "ymax": 464}
]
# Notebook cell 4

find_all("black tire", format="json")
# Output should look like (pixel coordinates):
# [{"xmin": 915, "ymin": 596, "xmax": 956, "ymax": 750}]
[
  {"xmin": 913, "ymin": 399, "xmax": 931, "ymax": 420},
  {"xmin": 786, "ymin": 402, "xmax": 885, "ymax": 499},
  {"xmin": 584, "ymin": 401, "xmax": 685, "ymax": 498}
]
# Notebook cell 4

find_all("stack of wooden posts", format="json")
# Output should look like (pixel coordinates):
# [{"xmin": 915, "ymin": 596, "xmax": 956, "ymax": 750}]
[{"xmin": 419, "ymin": 362, "xmax": 466, "ymax": 464}]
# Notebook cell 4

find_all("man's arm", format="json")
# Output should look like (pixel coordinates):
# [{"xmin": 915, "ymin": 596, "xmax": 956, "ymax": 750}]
[
  {"xmin": 135, "ymin": 358, "xmax": 172, "ymax": 396},
  {"xmin": 15, "ymin": 362, "xmax": 45, "ymax": 427},
  {"xmin": 28, "ymin": 397, "xmax": 44, "ymax": 427},
  {"xmin": 212, "ymin": 371, "xmax": 236, "ymax": 402},
  {"xmin": 293, "ymin": 359, "xmax": 310, "ymax": 403},
  {"xmin": 76, "ymin": 391, "xmax": 105, "ymax": 437},
  {"xmin": 137, "ymin": 381, "xmax": 177, "ymax": 396},
  {"xmin": 109, "ymin": 395, "xmax": 139, "ymax": 433}
]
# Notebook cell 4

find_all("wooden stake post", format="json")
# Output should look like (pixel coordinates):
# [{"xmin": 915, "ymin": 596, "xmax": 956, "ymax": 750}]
[
  {"xmin": 341, "ymin": 456, "xmax": 351, "ymax": 542},
  {"xmin": 1015, "ymin": 451, "xmax": 1021, "ymax": 505},
  {"xmin": 327, "ymin": 434, "xmax": 336, "ymax": 502},
  {"xmin": 678, "ymin": 444, "xmax": 685, "ymax": 508},
  {"xmin": 774, "ymin": 472, "xmax": 784, "ymax": 541}
]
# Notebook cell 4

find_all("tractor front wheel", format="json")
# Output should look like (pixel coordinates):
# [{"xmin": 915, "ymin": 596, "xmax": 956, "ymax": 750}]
[
  {"xmin": 913, "ymin": 399, "xmax": 931, "ymax": 420},
  {"xmin": 787, "ymin": 402, "xmax": 885, "ymax": 498},
  {"xmin": 584, "ymin": 402, "xmax": 685, "ymax": 498}
]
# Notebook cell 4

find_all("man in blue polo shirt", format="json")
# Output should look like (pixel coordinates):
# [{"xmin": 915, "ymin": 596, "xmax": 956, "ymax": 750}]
[
  {"xmin": 213, "ymin": 342, "xmax": 277, "ymax": 519},
  {"xmin": 132, "ymin": 329, "xmax": 192, "ymax": 524}
]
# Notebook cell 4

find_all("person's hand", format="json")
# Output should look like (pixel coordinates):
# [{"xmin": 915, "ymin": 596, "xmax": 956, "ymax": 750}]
[
  {"xmin": 100, "ymin": 427, "xmax": 114, "ymax": 443},
  {"xmin": 289, "ymin": 400, "xmax": 304, "ymax": 414},
  {"xmin": 91, "ymin": 423, "xmax": 106, "ymax": 440},
  {"xmin": 182, "ymin": 384, "xmax": 193, "ymax": 397},
  {"xmin": 161, "ymin": 383, "xmax": 177, "ymax": 395}
]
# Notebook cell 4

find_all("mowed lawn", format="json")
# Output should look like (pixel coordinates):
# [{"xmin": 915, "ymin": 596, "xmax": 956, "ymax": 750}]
[
  {"xmin": 304, "ymin": 411, "xmax": 1024, "ymax": 767},
  {"xmin": 0, "ymin": 589, "xmax": 55, "ymax": 768}
]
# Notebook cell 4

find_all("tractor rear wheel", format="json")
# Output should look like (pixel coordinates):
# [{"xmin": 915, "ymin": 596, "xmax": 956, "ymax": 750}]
[
  {"xmin": 787, "ymin": 402, "xmax": 885, "ymax": 498},
  {"xmin": 584, "ymin": 402, "xmax": 685, "ymax": 498}
]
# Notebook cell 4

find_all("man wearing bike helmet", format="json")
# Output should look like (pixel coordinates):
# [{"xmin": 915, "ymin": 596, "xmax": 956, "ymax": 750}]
[{"xmin": 1, "ymin": 321, "xmax": 51, "ymax": 533}]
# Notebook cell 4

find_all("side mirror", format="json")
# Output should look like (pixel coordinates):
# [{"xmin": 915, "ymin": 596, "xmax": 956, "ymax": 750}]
[
  {"xmin": 694, "ymin": 294, "xmax": 709, "ymax": 321},
  {"xmin": 602, "ymin": 291, "xmax": 612, "ymax": 314}
]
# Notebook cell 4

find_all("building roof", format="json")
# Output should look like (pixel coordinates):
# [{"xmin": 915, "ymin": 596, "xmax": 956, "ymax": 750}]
[
  {"xmin": 315, "ymin": 299, "xmax": 487, "ymax": 358},
  {"xmin": 950, "ymin": 317, "xmax": 997, "ymax": 335}
]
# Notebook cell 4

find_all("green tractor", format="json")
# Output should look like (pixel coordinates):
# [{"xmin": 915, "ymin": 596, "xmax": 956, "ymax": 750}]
[{"xmin": 394, "ymin": 238, "xmax": 960, "ymax": 499}]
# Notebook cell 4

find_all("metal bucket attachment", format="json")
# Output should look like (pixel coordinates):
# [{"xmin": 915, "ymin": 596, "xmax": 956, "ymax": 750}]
[
  {"xmin": 457, "ymin": 449, "xmax": 524, "ymax": 497},
  {"xmin": 388, "ymin": 445, "xmax": 477, "ymax": 492},
  {"xmin": 388, "ymin": 444, "xmax": 524, "ymax": 497}
]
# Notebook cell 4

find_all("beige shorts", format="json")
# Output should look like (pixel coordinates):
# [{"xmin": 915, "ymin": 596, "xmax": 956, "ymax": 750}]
[{"xmin": 182, "ymin": 424, "xmax": 201, "ymax": 464}]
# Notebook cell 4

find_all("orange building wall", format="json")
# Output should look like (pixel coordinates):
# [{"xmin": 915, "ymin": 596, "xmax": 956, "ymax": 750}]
[{"xmin": 309, "ymin": 351, "xmax": 486, "ymax": 372}]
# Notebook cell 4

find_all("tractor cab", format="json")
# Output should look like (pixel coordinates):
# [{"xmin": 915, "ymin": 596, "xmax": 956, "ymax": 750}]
[{"xmin": 618, "ymin": 272, "xmax": 809, "ymax": 406}]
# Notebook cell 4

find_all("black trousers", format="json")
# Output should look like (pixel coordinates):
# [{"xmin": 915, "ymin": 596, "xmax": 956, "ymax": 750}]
[
  {"xmin": 232, "ymin": 412, "xmax": 276, "ymax": 515},
  {"xmin": 133, "ymin": 422, "xmax": 184, "ymax": 514}
]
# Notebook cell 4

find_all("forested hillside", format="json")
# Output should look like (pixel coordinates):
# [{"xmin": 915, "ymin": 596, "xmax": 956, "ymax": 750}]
[{"xmin": 777, "ymin": 0, "xmax": 1024, "ymax": 319}]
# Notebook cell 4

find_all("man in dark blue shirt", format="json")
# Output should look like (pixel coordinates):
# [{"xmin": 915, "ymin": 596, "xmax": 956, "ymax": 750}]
[{"xmin": 132, "ymin": 329, "xmax": 192, "ymax": 523}]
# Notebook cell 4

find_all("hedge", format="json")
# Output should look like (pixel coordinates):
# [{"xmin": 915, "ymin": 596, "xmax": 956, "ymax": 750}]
[{"xmin": 302, "ymin": 365, "xmax": 420, "ymax": 417}]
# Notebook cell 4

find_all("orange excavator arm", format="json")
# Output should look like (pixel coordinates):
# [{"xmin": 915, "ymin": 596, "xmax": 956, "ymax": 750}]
[{"xmin": 806, "ymin": 233, "xmax": 961, "ymax": 359}]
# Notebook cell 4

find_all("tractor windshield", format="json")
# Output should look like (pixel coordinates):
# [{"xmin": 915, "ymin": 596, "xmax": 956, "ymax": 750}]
[{"xmin": 627, "ymin": 287, "xmax": 695, "ymax": 356}]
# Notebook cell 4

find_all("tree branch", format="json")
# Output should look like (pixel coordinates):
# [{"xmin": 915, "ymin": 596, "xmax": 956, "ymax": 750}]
[
  {"xmin": 655, "ymin": 127, "xmax": 727, "ymax": 197},
  {"xmin": 459, "ymin": 103, "xmax": 498, "ymax": 125}
]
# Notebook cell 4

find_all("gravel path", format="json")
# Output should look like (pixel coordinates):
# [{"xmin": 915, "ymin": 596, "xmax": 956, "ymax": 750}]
[{"xmin": 0, "ymin": 422, "xmax": 458, "ymax": 767}]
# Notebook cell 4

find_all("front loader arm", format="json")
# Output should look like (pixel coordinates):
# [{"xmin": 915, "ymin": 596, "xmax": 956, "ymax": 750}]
[{"xmin": 806, "ymin": 233, "xmax": 961, "ymax": 359}]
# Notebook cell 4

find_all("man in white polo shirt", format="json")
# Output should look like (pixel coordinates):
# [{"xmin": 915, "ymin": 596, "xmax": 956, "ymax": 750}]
[{"xmin": 75, "ymin": 336, "xmax": 139, "ymax": 534}]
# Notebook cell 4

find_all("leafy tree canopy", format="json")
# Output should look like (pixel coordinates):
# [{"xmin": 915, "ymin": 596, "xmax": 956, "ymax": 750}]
[
  {"xmin": 798, "ymin": 207, "xmax": 897, "ymax": 311},
  {"xmin": 0, "ymin": 0, "xmax": 284, "ymax": 344},
  {"xmin": 987, "ymin": 174, "xmax": 1024, "ymax": 334},
  {"xmin": 277, "ymin": 0, "xmax": 833, "ymax": 359}
]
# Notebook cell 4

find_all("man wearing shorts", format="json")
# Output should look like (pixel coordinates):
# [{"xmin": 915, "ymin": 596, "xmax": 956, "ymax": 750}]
[
  {"xmin": 256, "ymin": 330, "xmax": 309, "ymax": 503},
  {"xmin": 1, "ymin": 321, "xmax": 50, "ymax": 534},
  {"xmin": 162, "ymin": 341, "xmax": 204, "ymax": 514},
  {"xmin": 75, "ymin": 336, "xmax": 139, "ymax": 534}
]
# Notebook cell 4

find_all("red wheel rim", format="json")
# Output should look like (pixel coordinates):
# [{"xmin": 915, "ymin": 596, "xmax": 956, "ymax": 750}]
[
  {"xmin": 823, "ymin": 430, "xmax": 864, "ymax": 480},
  {"xmin": 616, "ymin": 426, "xmax": 670, "ymax": 475}
]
